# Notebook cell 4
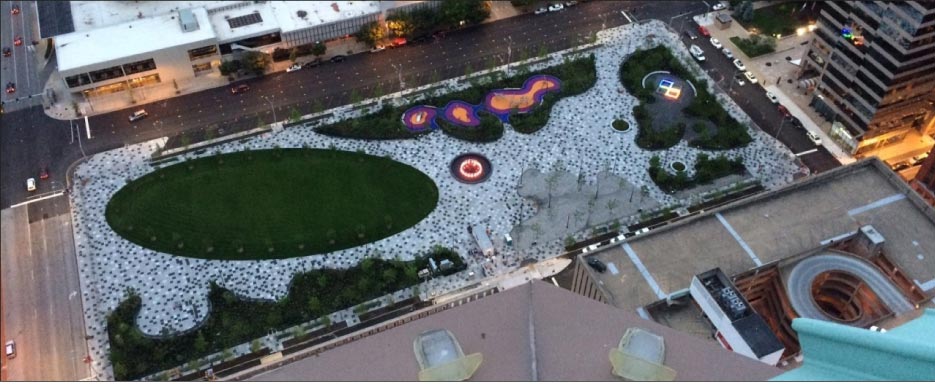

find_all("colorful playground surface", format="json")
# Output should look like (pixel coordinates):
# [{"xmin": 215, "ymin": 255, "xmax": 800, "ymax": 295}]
[{"xmin": 402, "ymin": 74, "xmax": 562, "ymax": 132}]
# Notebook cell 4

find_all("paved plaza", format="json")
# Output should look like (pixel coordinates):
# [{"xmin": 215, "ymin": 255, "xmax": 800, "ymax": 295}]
[{"xmin": 68, "ymin": 20, "xmax": 800, "ymax": 379}]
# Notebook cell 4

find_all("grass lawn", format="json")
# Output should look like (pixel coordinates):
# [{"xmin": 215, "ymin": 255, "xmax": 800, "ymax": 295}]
[
  {"xmin": 736, "ymin": 2, "xmax": 817, "ymax": 37},
  {"xmin": 105, "ymin": 148, "xmax": 438, "ymax": 260},
  {"xmin": 729, "ymin": 35, "xmax": 776, "ymax": 58}
]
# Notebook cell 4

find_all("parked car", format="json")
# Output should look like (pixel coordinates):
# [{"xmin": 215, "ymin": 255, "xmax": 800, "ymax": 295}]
[
  {"xmin": 548, "ymin": 3, "xmax": 564, "ymax": 12},
  {"xmin": 733, "ymin": 58, "xmax": 746, "ymax": 71},
  {"xmin": 2, "ymin": 47, "xmax": 10, "ymax": 57},
  {"xmin": 765, "ymin": 91, "xmax": 779, "ymax": 103},
  {"xmin": 697, "ymin": 25, "xmax": 710, "ymax": 37},
  {"xmin": 890, "ymin": 161, "xmax": 911, "ymax": 172},
  {"xmin": 230, "ymin": 84, "xmax": 250, "ymax": 94},
  {"xmin": 305, "ymin": 58, "xmax": 323, "ymax": 67},
  {"xmin": 389, "ymin": 37, "xmax": 407, "ymax": 48},
  {"xmin": 26, "ymin": 178, "xmax": 36, "ymax": 192},
  {"xmin": 5, "ymin": 82, "xmax": 14, "ymax": 94},
  {"xmin": 11, "ymin": 4, "xmax": 20, "ymax": 15},
  {"xmin": 743, "ymin": 71, "xmax": 758, "ymax": 84},
  {"xmin": 790, "ymin": 116, "xmax": 803, "ymax": 128},
  {"xmin": 689, "ymin": 45, "xmax": 706, "ymax": 62},
  {"xmin": 721, "ymin": 47, "xmax": 733, "ymax": 59},
  {"xmin": 777, "ymin": 104, "xmax": 791, "ymax": 117},
  {"xmin": 4, "ymin": 340, "xmax": 14, "ymax": 359},
  {"xmin": 710, "ymin": 37, "xmax": 722, "ymax": 49},
  {"xmin": 806, "ymin": 131, "xmax": 822, "ymax": 146},
  {"xmin": 734, "ymin": 74, "xmax": 746, "ymax": 86},
  {"xmin": 286, "ymin": 63, "xmax": 302, "ymax": 72},
  {"xmin": 369, "ymin": 45, "xmax": 385, "ymax": 53},
  {"xmin": 565, "ymin": 1, "xmax": 578, "ymax": 6},
  {"xmin": 713, "ymin": 3, "xmax": 727, "ymax": 11},
  {"xmin": 534, "ymin": 7, "xmax": 548, "ymax": 15},
  {"xmin": 684, "ymin": 30, "xmax": 697, "ymax": 40},
  {"xmin": 40, "ymin": 166, "xmax": 49, "ymax": 180},
  {"xmin": 128, "ymin": 109, "xmax": 148, "ymax": 122},
  {"xmin": 13, "ymin": 36, "xmax": 23, "ymax": 46},
  {"xmin": 911, "ymin": 152, "xmax": 930, "ymax": 165},
  {"xmin": 330, "ymin": 55, "xmax": 346, "ymax": 63},
  {"xmin": 587, "ymin": 257, "xmax": 607, "ymax": 273}
]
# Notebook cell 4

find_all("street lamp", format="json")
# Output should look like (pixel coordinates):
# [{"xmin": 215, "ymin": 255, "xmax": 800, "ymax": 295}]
[
  {"xmin": 505, "ymin": 36, "xmax": 513, "ymax": 68},
  {"xmin": 262, "ymin": 95, "xmax": 276, "ymax": 123},
  {"xmin": 390, "ymin": 63, "xmax": 405, "ymax": 91}
]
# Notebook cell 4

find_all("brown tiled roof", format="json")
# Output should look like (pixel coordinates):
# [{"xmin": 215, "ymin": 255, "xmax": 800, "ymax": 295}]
[{"xmin": 250, "ymin": 281, "xmax": 783, "ymax": 381}]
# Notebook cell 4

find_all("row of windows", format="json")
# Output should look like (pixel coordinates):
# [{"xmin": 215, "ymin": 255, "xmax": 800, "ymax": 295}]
[
  {"xmin": 188, "ymin": 45, "xmax": 219, "ymax": 61},
  {"xmin": 283, "ymin": 13, "xmax": 378, "ymax": 48},
  {"xmin": 64, "ymin": 58, "xmax": 158, "ymax": 88},
  {"xmin": 123, "ymin": 58, "xmax": 157, "ymax": 76}
]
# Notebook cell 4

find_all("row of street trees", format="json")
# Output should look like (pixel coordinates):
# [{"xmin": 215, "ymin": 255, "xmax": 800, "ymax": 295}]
[
  {"xmin": 355, "ymin": 0, "xmax": 491, "ymax": 47},
  {"xmin": 219, "ymin": 51, "xmax": 272, "ymax": 77}
]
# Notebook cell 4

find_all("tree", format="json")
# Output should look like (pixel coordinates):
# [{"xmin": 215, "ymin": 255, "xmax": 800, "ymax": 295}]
[
  {"xmin": 438, "ymin": 0, "xmax": 490, "ymax": 30},
  {"xmin": 355, "ymin": 21, "xmax": 385, "ymax": 47},
  {"xmin": 607, "ymin": 199, "xmax": 619, "ymax": 216},
  {"xmin": 218, "ymin": 60, "xmax": 242, "ymax": 76},
  {"xmin": 289, "ymin": 47, "xmax": 298, "ymax": 63},
  {"xmin": 311, "ymin": 41, "xmax": 327, "ymax": 58},
  {"xmin": 193, "ymin": 332, "xmax": 208, "ymax": 354},
  {"xmin": 243, "ymin": 51, "xmax": 271, "ymax": 75},
  {"xmin": 250, "ymin": 339, "xmax": 262, "ymax": 354},
  {"xmin": 307, "ymin": 296, "xmax": 322, "ymax": 315},
  {"xmin": 290, "ymin": 107, "xmax": 302, "ymax": 123}
]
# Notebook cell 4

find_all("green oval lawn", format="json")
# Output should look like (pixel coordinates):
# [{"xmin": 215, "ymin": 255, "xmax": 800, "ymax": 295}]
[{"xmin": 105, "ymin": 149, "xmax": 438, "ymax": 260}]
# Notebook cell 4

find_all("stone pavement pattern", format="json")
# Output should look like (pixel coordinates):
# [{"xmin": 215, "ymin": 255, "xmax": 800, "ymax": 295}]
[{"xmin": 69, "ymin": 20, "xmax": 800, "ymax": 379}]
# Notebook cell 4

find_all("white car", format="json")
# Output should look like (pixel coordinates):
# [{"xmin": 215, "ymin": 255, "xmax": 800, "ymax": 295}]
[
  {"xmin": 765, "ymin": 91, "xmax": 779, "ymax": 103},
  {"xmin": 710, "ymin": 37, "xmax": 722, "ymax": 49},
  {"xmin": 369, "ymin": 45, "xmax": 385, "ymax": 53},
  {"xmin": 713, "ymin": 3, "xmax": 727, "ymax": 11},
  {"xmin": 534, "ymin": 7, "xmax": 547, "ymax": 14},
  {"xmin": 286, "ymin": 63, "xmax": 302, "ymax": 72},
  {"xmin": 722, "ymin": 48, "xmax": 734, "ymax": 59},
  {"xmin": 128, "ymin": 109, "xmax": 148, "ymax": 122},
  {"xmin": 564, "ymin": 1, "xmax": 578, "ymax": 6},
  {"xmin": 744, "ymin": 71, "xmax": 758, "ymax": 84},
  {"xmin": 689, "ymin": 44, "xmax": 706, "ymax": 61},
  {"xmin": 733, "ymin": 59, "xmax": 746, "ymax": 71},
  {"xmin": 5, "ymin": 340, "xmax": 14, "ymax": 359},
  {"xmin": 734, "ymin": 74, "xmax": 746, "ymax": 86},
  {"xmin": 548, "ymin": 3, "xmax": 564, "ymax": 12},
  {"xmin": 26, "ymin": 178, "xmax": 36, "ymax": 192},
  {"xmin": 806, "ymin": 131, "xmax": 822, "ymax": 146}
]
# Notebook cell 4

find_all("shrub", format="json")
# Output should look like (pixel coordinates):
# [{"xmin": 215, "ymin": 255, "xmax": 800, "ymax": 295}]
[
  {"xmin": 438, "ymin": 110, "xmax": 503, "ymax": 143},
  {"xmin": 612, "ymin": 119, "xmax": 630, "ymax": 131},
  {"xmin": 729, "ymin": 35, "xmax": 776, "ymax": 58},
  {"xmin": 648, "ymin": 154, "xmax": 746, "ymax": 193}
]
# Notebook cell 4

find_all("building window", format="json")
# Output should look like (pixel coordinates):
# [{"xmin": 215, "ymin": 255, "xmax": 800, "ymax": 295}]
[
  {"xmin": 65, "ymin": 73, "xmax": 92, "ymax": 88},
  {"xmin": 192, "ymin": 62, "xmax": 212, "ymax": 74},
  {"xmin": 88, "ymin": 65, "xmax": 125, "ymax": 83},
  {"xmin": 122, "ymin": 59, "xmax": 157, "ymax": 76},
  {"xmin": 188, "ymin": 45, "xmax": 219, "ymax": 61}
]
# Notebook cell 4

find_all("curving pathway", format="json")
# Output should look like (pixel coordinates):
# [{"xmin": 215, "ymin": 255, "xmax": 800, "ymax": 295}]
[{"xmin": 785, "ymin": 253, "xmax": 914, "ymax": 322}]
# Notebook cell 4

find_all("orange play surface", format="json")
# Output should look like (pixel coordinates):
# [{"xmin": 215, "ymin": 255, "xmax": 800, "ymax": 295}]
[{"xmin": 487, "ymin": 79, "xmax": 559, "ymax": 111}]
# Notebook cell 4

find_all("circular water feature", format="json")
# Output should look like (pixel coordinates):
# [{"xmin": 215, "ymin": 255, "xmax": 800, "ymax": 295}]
[{"xmin": 450, "ymin": 153, "xmax": 492, "ymax": 184}]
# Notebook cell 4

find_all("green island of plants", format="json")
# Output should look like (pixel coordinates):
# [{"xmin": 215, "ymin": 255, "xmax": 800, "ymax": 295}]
[
  {"xmin": 108, "ymin": 247, "xmax": 464, "ymax": 380},
  {"xmin": 620, "ymin": 46, "xmax": 752, "ymax": 151},
  {"xmin": 612, "ymin": 119, "xmax": 631, "ymax": 131},
  {"xmin": 729, "ymin": 35, "xmax": 777, "ymax": 58},
  {"xmin": 314, "ymin": 54, "xmax": 597, "ymax": 142},
  {"xmin": 649, "ymin": 153, "xmax": 747, "ymax": 193},
  {"xmin": 105, "ymin": 148, "xmax": 438, "ymax": 260}
]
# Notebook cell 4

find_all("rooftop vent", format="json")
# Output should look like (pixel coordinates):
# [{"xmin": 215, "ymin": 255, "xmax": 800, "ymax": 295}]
[
  {"xmin": 179, "ymin": 9, "xmax": 199, "ymax": 32},
  {"xmin": 297, "ymin": 10, "xmax": 307, "ymax": 19}
]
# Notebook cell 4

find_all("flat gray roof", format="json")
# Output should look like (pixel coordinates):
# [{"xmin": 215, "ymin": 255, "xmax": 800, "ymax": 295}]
[
  {"xmin": 250, "ymin": 281, "xmax": 782, "ymax": 381},
  {"xmin": 586, "ymin": 158, "xmax": 935, "ymax": 311}
]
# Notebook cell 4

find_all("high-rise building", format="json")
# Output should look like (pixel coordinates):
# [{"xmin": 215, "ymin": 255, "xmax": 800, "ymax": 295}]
[
  {"xmin": 911, "ymin": 147, "xmax": 935, "ymax": 206},
  {"xmin": 799, "ymin": 1, "xmax": 935, "ymax": 158}
]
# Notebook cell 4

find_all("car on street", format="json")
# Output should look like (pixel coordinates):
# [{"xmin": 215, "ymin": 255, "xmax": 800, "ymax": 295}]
[
  {"xmin": 743, "ymin": 71, "xmax": 758, "ymax": 84},
  {"xmin": 689, "ymin": 45, "xmax": 706, "ymax": 61},
  {"xmin": 565, "ymin": 1, "xmax": 578, "ymax": 6},
  {"xmin": 733, "ymin": 58, "xmax": 746, "ymax": 71},
  {"xmin": 790, "ymin": 116, "xmax": 803, "ymax": 128},
  {"xmin": 2, "ymin": 47, "xmax": 10, "ymax": 57},
  {"xmin": 305, "ymin": 58, "xmax": 322, "ymax": 67},
  {"xmin": 765, "ymin": 91, "xmax": 779, "ymax": 103},
  {"xmin": 5, "ymin": 340, "xmax": 14, "ymax": 359},
  {"xmin": 713, "ymin": 3, "xmax": 727, "ymax": 11},
  {"xmin": 330, "ymin": 55, "xmax": 346, "ymax": 63},
  {"xmin": 389, "ymin": 37, "xmax": 407, "ymax": 48},
  {"xmin": 806, "ymin": 131, "xmax": 822, "ymax": 146},
  {"xmin": 286, "ymin": 63, "xmax": 302, "ymax": 72},
  {"xmin": 777, "ymin": 104, "xmax": 791, "ymax": 117},
  {"xmin": 230, "ymin": 84, "xmax": 250, "ymax": 94},
  {"xmin": 534, "ymin": 7, "xmax": 548, "ymax": 15},
  {"xmin": 13, "ymin": 36, "xmax": 23, "ymax": 46},
  {"xmin": 40, "ymin": 166, "xmax": 49, "ymax": 180},
  {"xmin": 26, "ymin": 178, "xmax": 36, "ymax": 192},
  {"xmin": 369, "ymin": 44, "xmax": 385, "ymax": 53},
  {"xmin": 684, "ymin": 30, "xmax": 697, "ymax": 40},
  {"xmin": 587, "ymin": 257, "xmax": 607, "ymax": 273},
  {"xmin": 548, "ymin": 3, "xmax": 564, "ymax": 12},
  {"xmin": 698, "ymin": 25, "xmax": 710, "ymax": 37},
  {"xmin": 911, "ymin": 152, "xmax": 929, "ymax": 165},
  {"xmin": 734, "ymin": 74, "xmax": 746, "ymax": 86},
  {"xmin": 11, "ymin": 4, "xmax": 20, "ymax": 15},
  {"xmin": 5, "ymin": 82, "xmax": 15, "ymax": 94},
  {"xmin": 128, "ymin": 109, "xmax": 148, "ymax": 122},
  {"xmin": 722, "ymin": 47, "xmax": 733, "ymax": 59},
  {"xmin": 890, "ymin": 161, "xmax": 911, "ymax": 172},
  {"xmin": 710, "ymin": 37, "xmax": 722, "ymax": 49}
]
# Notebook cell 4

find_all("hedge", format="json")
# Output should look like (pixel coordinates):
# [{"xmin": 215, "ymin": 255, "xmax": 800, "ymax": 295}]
[{"xmin": 648, "ymin": 153, "xmax": 746, "ymax": 193}]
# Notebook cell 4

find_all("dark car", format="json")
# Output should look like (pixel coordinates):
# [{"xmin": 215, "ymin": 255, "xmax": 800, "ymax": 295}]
[
  {"xmin": 40, "ymin": 167, "xmax": 49, "ymax": 180},
  {"xmin": 684, "ymin": 30, "xmax": 697, "ymax": 40},
  {"xmin": 891, "ymin": 161, "xmax": 911, "ymax": 172},
  {"xmin": 698, "ymin": 25, "xmax": 710, "ymax": 37},
  {"xmin": 13, "ymin": 36, "xmax": 23, "ymax": 46},
  {"xmin": 5, "ymin": 82, "xmax": 15, "ymax": 94},
  {"xmin": 230, "ymin": 84, "xmax": 250, "ymax": 94},
  {"xmin": 777, "ymin": 104, "xmax": 791, "ymax": 118},
  {"xmin": 2, "ymin": 47, "xmax": 10, "ymax": 57},
  {"xmin": 11, "ymin": 4, "xmax": 20, "ymax": 15},
  {"xmin": 330, "ymin": 55, "xmax": 346, "ymax": 63},
  {"xmin": 305, "ymin": 58, "xmax": 323, "ymax": 67},
  {"xmin": 587, "ymin": 257, "xmax": 607, "ymax": 273}
]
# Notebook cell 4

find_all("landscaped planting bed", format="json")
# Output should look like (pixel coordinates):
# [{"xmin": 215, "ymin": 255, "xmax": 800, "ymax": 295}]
[
  {"xmin": 106, "ymin": 148, "xmax": 438, "ymax": 260},
  {"xmin": 648, "ymin": 153, "xmax": 746, "ymax": 193}
]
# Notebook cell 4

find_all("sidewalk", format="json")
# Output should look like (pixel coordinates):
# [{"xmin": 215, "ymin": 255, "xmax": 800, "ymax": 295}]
[{"xmin": 695, "ymin": 12, "xmax": 856, "ymax": 164}]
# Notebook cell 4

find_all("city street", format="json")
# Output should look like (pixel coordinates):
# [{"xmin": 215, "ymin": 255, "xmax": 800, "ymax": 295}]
[
  {"xmin": 1, "ymin": 0, "xmax": 46, "ymax": 108},
  {"xmin": 1, "ymin": 1, "xmax": 717, "ymax": 209}
]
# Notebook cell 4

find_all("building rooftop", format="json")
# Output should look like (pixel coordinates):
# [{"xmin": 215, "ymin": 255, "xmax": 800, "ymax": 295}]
[
  {"xmin": 206, "ymin": 2, "xmax": 281, "ymax": 44},
  {"xmin": 584, "ymin": 158, "xmax": 935, "ymax": 312},
  {"xmin": 69, "ymin": 1, "xmax": 227, "ymax": 32},
  {"xmin": 55, "ymin": 7, "xmax": 217, "ymax": 72},
  {"xmin": 249, "ymin": 280, "xmax": 782, "ymax": 381},
  {"xmin": 267, "ymin": 1, "xmax": 381, "ymax": 34}
]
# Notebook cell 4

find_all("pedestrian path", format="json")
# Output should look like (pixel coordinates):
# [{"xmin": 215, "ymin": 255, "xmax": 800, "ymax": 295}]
[{"xmin": 68, "ymin": 20, "xmax": 802, "ymax": 380}]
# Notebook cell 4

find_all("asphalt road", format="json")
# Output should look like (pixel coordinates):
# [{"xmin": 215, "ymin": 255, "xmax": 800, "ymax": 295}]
[
  {"xmin": 1, "ymin": 198, "xmax": 89, "ymax": 381},
  {"xmin": 1, "ymin": 0, "xmax": 44, "ymax": 106},
  {"xmin": 679, "ymin": 30, "xmax": 840, "ymax": 174}
]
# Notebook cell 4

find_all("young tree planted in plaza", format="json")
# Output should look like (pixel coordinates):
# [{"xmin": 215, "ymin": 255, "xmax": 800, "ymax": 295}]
[
  {"xmin": 311, "ymin": 41, "xmax": 327, "ymax": 58},
  {"xmin": 355, "ymin": 21, "xmax": 385, "ymax": 47}
]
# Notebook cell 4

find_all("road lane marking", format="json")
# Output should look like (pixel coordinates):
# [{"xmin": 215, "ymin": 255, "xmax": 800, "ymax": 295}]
[{"xmin": 795, "ymin": 148, "xmax": 818, "ymax": 156}]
